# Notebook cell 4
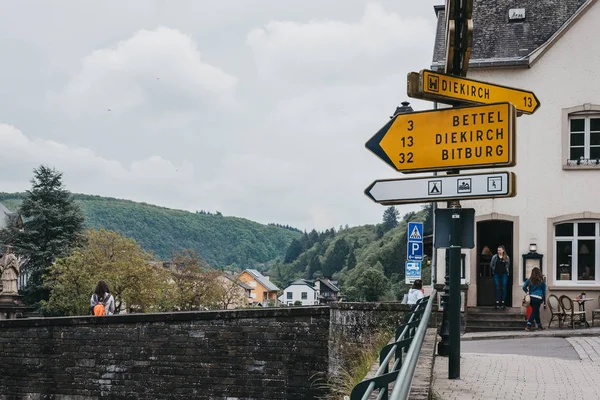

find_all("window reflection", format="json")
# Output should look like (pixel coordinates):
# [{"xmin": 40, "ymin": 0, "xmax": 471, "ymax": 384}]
[{"xmin": 556, "ymin": 241, "xmax": 572, "ymax": 280}]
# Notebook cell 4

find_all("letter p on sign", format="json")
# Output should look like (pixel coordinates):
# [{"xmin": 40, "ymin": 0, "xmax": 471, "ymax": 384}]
[{"xmin": 408, "ymin": 241, "xmax": 423, "ymax": 261}]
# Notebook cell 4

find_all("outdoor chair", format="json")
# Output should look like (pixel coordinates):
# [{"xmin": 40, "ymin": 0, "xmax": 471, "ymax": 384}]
[
  {"xmin": 559, "ymin": 295, "xmax": 586, "ymax": 329},
  {"xmin": 592, "ymin": 294, "xmax": 600, "ymax": 327},
  {"xmin": 547, "ymin": 294, "xmax": 565, "ymax": 329}
]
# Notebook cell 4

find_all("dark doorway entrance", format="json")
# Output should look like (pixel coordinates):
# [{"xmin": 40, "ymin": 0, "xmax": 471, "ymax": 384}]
[{"xmin": 477, "ymin": 220, "xmax": 514, "ymax": 306}]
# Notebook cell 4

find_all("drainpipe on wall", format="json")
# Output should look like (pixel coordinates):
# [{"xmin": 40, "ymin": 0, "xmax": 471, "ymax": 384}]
[{"xmin": 432, "ymin": 101, "xmax": 438, "ymax": 285}]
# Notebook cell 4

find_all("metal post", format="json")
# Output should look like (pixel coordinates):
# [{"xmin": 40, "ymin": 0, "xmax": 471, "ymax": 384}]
[
  {"xmin": 446, "ymin": 0, "xmax": 464, "ymax": 378},
  {"xmin": 437, "ymin": 251, "xmax": 450, "ymax": 356},
  {"xmin": 448, "ymin": 200, "xmax": 461, "ymax": 379},
  {"xmin": 432, "ymin": 101, "xmax": 438, "ymax": 286}
]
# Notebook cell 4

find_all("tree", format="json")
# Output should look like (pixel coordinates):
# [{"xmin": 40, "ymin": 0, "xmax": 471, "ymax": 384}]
[
  {"xmin": 214, "ymin": 273, "xmax": 249, "ymax": 309},
  {"xmin": 42, "ymin": 228, "xmax": 166, "ymax": 315},
  {"xmin": 306, "ymin": 254, "xmax": 322, "ymax": 279},
  {"xmin": 347, "ymin": 250, "xmax": 357, "ymax": 270},
  {"xmin": 0, "ymin": 166, "xmax": 85, "ymax": 305},
  {"xmin": 341, "ymin": 261, "xmax": 391, "ymax": 302},
  {"xmin": 322, "ymin": 238, "xmax": 349, "ymax": 277},
  {"xmin": 382, "ymin": 206, "xmax": 399, "ymax": 232},
  {"xmin": 354, "ymin": 262, "xmax": 391, "ymax": 302},
  {"xmin": 284, "ymin": 239, "xmax": 303, "ymax": 263},
  {"xmin": 167, "ymin": 249, "xmax": 222, "ymax": 311}
]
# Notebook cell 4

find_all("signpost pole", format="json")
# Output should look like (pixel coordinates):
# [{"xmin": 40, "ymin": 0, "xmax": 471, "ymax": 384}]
[
  {"xmin": 448, "ymin": 200, "xmax": 462, "ymax": 379},
  {"xmin": 446, "ymin": 0, "xmax": 467, "ymax": 380}
]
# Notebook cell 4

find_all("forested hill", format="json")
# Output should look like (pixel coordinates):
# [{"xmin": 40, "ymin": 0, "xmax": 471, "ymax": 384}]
[
  {"xmin": 0, "ymin": 193, "xmax": 301, "ymax": 269},
  {"xmin": 269, "ymin": 205, "xmax": 433, "ymax": 302}
]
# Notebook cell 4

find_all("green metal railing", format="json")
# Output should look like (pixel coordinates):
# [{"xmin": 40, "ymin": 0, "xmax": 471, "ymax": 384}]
[{"xmin": 349, "ymin": 293, "xmax": 435, "ymax": 400}]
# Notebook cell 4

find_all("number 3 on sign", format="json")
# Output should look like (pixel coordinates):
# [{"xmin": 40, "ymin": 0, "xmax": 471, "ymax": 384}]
[{"xmin": 407, "ymin": 120, "xmax": 414, "ymax": 131}]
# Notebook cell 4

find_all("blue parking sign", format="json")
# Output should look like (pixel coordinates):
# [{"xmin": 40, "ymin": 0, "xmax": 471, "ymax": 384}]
[
  {"xmin": 407, "ymin": 241, "xmax": 423, "ymax": 261},
  {"xmin": 408, "ymin": 222, "xmax": 423, "ymax": 242}
]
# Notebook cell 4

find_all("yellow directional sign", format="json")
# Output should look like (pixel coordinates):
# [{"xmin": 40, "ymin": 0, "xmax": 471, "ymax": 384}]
[
  {"xmin": 366, "ymin": 102, "xmax": 516, "ymax": 173},
  {"xmin": 407, "ymin": 69, "xmax": 540, "ymax": 114}
]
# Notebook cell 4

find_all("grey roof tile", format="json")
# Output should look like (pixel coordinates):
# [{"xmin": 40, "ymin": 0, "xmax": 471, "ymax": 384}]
[
  {"xmin": 431, "ymin": 0, "xmax": 588, "ymax": 69},
  {"xmin": 317, "ymin": 278, "xmax": 340, "ymax": 292},
  {"xmin": 245, "ymin": 269, "xmax": 280, "ymax": 291}
]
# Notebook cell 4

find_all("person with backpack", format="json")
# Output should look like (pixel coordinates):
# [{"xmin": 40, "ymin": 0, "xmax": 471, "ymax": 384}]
[{"xmin": 90, "ymin": 280, "xmax": 115, "ymax": 316}]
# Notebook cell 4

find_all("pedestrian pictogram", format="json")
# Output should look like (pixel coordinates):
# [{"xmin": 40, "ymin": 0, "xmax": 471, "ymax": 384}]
[
  {"xmin": 408, "ymin": 222, "xmax": 423, "ymax": 241},
  {"xmin": 410, "ymin": 226, "xmax": 421, "ymax": 239},
  {"xmin": 487, "ymin": 176, "xmax": 503, "ymax": 192}
]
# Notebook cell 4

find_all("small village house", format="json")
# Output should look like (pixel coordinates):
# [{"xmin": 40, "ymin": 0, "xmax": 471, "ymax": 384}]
[
  {"xmin": 278, "ymin": 279, "xmax": 318, "ymax": 306},
  {"xmin": 237, "ymin": 269, "xmax": 280, "ymax": 306},
  {"xmin": 314, "ymin": 277, "xmax": 341, "ymax": 304}
]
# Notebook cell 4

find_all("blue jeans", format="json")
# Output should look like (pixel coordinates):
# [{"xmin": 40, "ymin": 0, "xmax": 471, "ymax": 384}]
[
  {"xmin": 527, "ymin": 297, "xmax": 543, "ymax": 326},
  {"xmin": 493, "ymin": 274, "xmax": 508, "ymax": 303}
]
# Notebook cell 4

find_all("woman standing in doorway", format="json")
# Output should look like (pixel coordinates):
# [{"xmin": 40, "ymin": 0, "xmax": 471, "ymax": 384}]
[
  {"xmin": 491, "ymin": 245, "xmax": 510, "ymax": 309},
  {"xmin": 523, "ymin": 267, "xmax": 546, "ymax": 331}
]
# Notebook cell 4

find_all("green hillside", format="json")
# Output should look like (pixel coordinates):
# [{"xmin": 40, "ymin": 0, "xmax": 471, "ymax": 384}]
[
  {"xmin": 269, "ymin": 205, "xmax": 433, "ymax": 301},
  {"xmin": 0, "ymin": 193, "xmax": 301, "ymax": 269}
]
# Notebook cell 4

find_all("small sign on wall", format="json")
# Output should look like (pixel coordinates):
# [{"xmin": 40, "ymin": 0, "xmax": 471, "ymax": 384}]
[{"xmin": 509, "ymin": 8, "xmax": 526, "ymax": 21}]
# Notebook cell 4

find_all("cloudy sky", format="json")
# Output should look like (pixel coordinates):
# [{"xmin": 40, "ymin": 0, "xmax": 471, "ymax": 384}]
[{"xmin": 0, "ymin": 1, "xmax": 441, "ymax": 231}]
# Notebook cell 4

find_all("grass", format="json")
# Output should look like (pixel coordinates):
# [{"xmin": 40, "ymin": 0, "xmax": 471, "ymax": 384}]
[{"xmin": 311, "ymin": 328, "xmax": 395, "ymax": 400}]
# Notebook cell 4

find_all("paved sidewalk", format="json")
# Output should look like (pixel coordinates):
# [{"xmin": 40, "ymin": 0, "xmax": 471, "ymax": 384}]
[
  {"xmin": 461, "ymin": 326, "xmax": 600, "ymax": 341},
  {"xmin": 433, "ymin": 333, "xmax": 600, "ymax": 399}
]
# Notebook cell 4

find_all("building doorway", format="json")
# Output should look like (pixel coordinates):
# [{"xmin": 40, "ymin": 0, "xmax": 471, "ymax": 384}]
[{"xmin": 476, "ymin": 220, "xmax": 514, "ymax": 306}]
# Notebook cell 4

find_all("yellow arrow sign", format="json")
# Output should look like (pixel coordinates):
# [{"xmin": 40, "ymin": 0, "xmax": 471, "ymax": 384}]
[
  {"xmin": 366, "ymin": 103, "xmax": 516, "ymax": 173},
  {"xmin": 407, "ymin": 69, "xmax": 540, "ymax": 114}
]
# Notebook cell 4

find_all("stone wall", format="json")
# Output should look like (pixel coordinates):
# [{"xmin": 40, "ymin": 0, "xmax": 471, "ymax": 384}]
[
  {"xmin": 329, "ymin": 302, "xmax": 412, "ymax": 376},
  {"xmin": 0, "ymin": 304, "xmax": 417, "ymax": 399},
  {"xmin": 0, "ymin": 307, "xmax": 331, "ymax": 399}
]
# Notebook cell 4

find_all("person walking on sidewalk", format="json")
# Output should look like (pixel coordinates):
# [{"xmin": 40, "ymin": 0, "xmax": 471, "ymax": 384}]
[
  {"xmin": 523, "ymin": 267, "xmax": 546, "ymax": 331},
  {"xmin": 491, "ymin": 245, "xmax": 510, "ymax": 309}
]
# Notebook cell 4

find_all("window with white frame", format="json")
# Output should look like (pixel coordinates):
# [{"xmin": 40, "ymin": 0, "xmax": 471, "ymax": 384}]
[
  {"xmin": 286, "ymin": 292, "xmax": 292, "ymax": 300},
  {"xmin": 554, "ymin": 221, "xmax": 598, "ymax": 283},
  {"xmin": 301, "ymin": 292, "xmax": 307, "ymax": 300},
  {"xmin": 569, "ymin": 116, "xmax": 600, "ymax": 162}
]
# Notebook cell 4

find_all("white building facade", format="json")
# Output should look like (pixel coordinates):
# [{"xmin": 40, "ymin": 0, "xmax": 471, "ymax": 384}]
[
  {"xmin": 279, "ymin": 280, "xmax": 318, "ymax": 306},
  {"xmin": 431, "ymin": 0, "xmax": 600, "ymax": 317}
]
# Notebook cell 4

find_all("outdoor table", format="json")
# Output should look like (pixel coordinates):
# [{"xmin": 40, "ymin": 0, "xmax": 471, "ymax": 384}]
[{"xmin": 572, "ymin": 298, "xmax": 593, "ymax": 328}]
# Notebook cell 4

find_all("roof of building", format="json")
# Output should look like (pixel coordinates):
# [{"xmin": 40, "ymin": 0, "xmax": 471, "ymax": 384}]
[
  {"xmin": 223, "ymin": 273, "xmax": 253, "ymax": 290},
  {"xmin": 244, "ymin": 269, "xmax": 280, "ymax": 291},
  {"xmin": 317, "ymin": 278, "xmax": 339, "ymax": 292},
  {"xmin": 431, "ymin": 0, "xmax": 590, "ymax": 70},
  {"xmin": 290, "ymin": 279, "xmax": 314, "ymax": 286}
]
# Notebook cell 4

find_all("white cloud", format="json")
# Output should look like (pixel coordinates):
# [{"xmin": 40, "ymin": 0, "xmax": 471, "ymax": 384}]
[
  {"xmin": 0, "ymin": 123, "xmax": 202, "ymax": 211},
  {"xmin": 246, "ymin": 3, "xmax": 434, "ymax": 87},
  {"xmin": 47, "ymin": 27, "xmax": 239, "ymax": 117}
]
